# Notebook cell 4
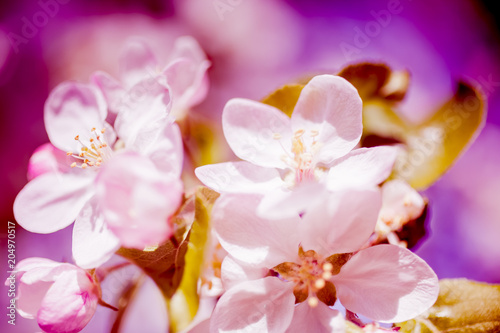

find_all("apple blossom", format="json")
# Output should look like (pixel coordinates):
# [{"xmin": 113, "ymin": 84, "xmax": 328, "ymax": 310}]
[
  {"xmin": 14, "ymin": 81, "xmax": 184, "ymax": 268},
  {"xmin": 9, "ymin": 258, "xmax": 100, "ymax": 333},
  {"xmin": 209, "ymin": 192, "xmax": 439, "ymax": 332},
  {"xmin": 91, "ymin": 36, "xmax": 210, "ymax": 120},
  {"xmin": 195, "ymin": 75, "xmax": 397, "ymax": 218}
]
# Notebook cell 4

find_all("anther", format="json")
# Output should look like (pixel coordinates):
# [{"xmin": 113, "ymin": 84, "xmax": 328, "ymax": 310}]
[
  {"xmin": 322, "ymin": 271, "xmax": 332, "ymax": 280},
  {"xmin": 70, "ymin": 162, "xmax": 77, "ymax": 168},
  {"xmin": 74, "ymin": 135, "xmax": 79, "ymax": 140},
  {"xmin": 81, "ymin": 163, "xmax": 88, "ymax": 169},
  {"xmin": 310, "ymin": 130, "xmax": 319, "ymax": 137},
  {"xmin": 322, "ymin": 263, "xmax": 333, "ymax": 272},
  {"xmin": 314, "ymin": 278, "xmax": 326, "ymax": 289},
  {"xmin": 91, "ymin": 127, "xmax": 96, "ymax": 132},
  {"xmin": 273, "ymin": 133, "xmax": 282, "ymax": 140},
  {"xmin": 294, "ymin": 129, "xmax": 305, "ymax": 138},
  {"xmin": 101, "ymin": 128, "xmax": 106, "ymax": 134},
  {"xmin": 308, "ymin": 297, "xmax": 319, "ymax": 308},
  {"xmin": 66, "ymin": 152, "xmax": 72, "ymax": 156}
]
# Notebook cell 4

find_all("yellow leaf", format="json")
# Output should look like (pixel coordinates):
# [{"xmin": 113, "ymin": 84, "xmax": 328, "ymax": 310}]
[
  {"xmin": 167, "ymin": 187, "xmax": 219, "ymax": 332},
  {"xmin": 394, "ymin": 82, "xmax": 486, "ymax": 189},
  {"xmin": 398, "ymin": 279, "xmax": 500, "ymax": 332},
  {"xmin": 261, "ymin": 84, "xmax": 304, "ymax": 117}
]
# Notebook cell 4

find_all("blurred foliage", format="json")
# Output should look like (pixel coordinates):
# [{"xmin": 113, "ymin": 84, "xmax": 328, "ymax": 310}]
[
  {"xmin": 116, "ymin": 187, "xmax": 219, "ymax": 332},
  {"xmin": 397, "ymin": 279, "xmax": 500, "ymax": 332}
]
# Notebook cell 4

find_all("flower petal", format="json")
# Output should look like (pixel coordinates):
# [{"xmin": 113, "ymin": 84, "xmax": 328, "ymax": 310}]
[
  {"xmin": 37, "ymin": 270, "xmax": 98, "ymax": 333},
  {"xmin": 210, "ymin": 277, "xmax": 295, "ymax": 333},
  {"xmin": 195, "ymin": 161, "xmax": 283, "ymax": 194},
  {"xmin": 168, "ymin": 36, "xmax": 208, "ymax": 66},
  {"xmin": 44, "ymin": 81, "xmax": 108, "ymax": 153},
  {"xmin": 163, "ymin": 57, "xmax": 210, "ymax": 117},
  {"xmin": 14, "ymin": 258, "xmax": 66, "ymax": 319},
  {"xmin": 379, "ymin": 179, "xmax": 425, "ymax": 224},
  {"xmin": 27, "ymin": 143, "xmax": 72, "ymax": 181},
  {"xmin": 327, "ymin": 146, "xmax": 398, "ymax": 191},
  {"xmin": 17, "ymin": 278, "xmax": 52, "ymax": 319},
  {"xmin": 96, "ymin": 153, "xmax": 182, "ymax": 249},
  {"xmin": 90, "ymin": 70, "xmax": 126, "ymax": 116},
  {"xmin": 286, "ymin": 302, "xmax": 344, "ymax": 333},
  {"xmin": 15, "ymin": 258, "xmax": 62, "ymax": 275},
  {"xmin": 221, "ymin": 256, "xmax": 269, "ymax": 290},
  {"xmin": 300, "ymin": 190, "xmax": 381, "ymax": 256},
  {"xmin": 257, "ymin": 182, "xmax": 328, "ymax": 219},
  {"xmin": 119, "ymin": 39, "xmax": 157, "ymax": 88},
  {"xmin": 72, "ymin": 199, "xmax": 120, "ymax": 269},
  {"xmin": 213, "ymin": 194, "xmax": 300, "ymax": 268},
  {"xmin": 14, "ymin": 173, "xmax": 94, "ymax": 234},
  {"xmin": 135, "ymin": 121, "xmax": 184, "ymax": 177},
  {"xmin": 291, "ymin": 75, "xmax": 363, "ymax": 164},
  {"xmin": 165, "ymin": 36, "xmax": 210, "ymax": 114},
  {"xmin": 119, "ymin": 277, "xmax": 168, "ymax": 333},
  {"xmin": 223, "ymin": 98, "xmax": 292, "ymax": 169},
  {"xmin": 332, "ymin": 244, "xmax": 439, "ymax": 323},
  {"xmin": 114, "ymin": 77, "xmax": 171, "ymax": 148}
]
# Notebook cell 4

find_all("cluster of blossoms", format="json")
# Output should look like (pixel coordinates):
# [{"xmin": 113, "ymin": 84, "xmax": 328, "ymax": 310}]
[{"xmin": 11, "ymin": 36, "xmax": 438, "ymax": 333}]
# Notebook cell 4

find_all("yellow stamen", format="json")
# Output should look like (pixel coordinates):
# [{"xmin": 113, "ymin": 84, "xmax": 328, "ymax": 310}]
[
  {"xmin": 314, "ymin": 279, "xmax": 326, "ymax": 289},
  {"xmin": 322, "ymin": 263, "xmax": 333, "ymax": 272}
]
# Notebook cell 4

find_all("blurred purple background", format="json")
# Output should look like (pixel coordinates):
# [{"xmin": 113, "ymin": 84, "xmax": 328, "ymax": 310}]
[{"xmin": 1, "ymin": 0, "xmax": 500, "ymax": 331}]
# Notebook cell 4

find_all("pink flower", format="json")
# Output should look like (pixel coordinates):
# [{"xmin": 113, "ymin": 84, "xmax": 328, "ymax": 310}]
[
  {"xmin": 14, "ymin": 81, "xmax": 184, "ymax": 268},
  {"xmin": 196, "ymin": 75, "xmax": 397, "ymax": 218},
  {"xmin": 209, "ymin": 192, "xmax": 439, "ymax": 332},
  {"xmin": 91, "ymin": 36, "xmax": 210, "ymax": 120},
  {"xmin": 10, "ymin": 258, "xmax": 99, "ymax": 333}
]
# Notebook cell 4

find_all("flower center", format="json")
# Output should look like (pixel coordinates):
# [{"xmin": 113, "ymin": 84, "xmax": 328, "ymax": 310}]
[
  {"xmin": 67, "ymin": 128, "xmax": 112, "ymax": 169},
  {"xmin": 272, "ymin": 247, "xmax": 351, "ymax": 307},
  {"xmin": 274, "ymin": 129, "xmax": 324, "ymax": 186}
]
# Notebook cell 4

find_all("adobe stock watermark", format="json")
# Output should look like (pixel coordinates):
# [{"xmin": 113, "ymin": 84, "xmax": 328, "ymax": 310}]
[
  {"xmin": 339, "ymin": 0, "xmax": 413, "ymax": 61},
  {"xmin": 213, "ymin": 0, "xmax": 244, "ymax": 21},
  {"xmin": 7, "ymin": 0, "xmax": 71, "ymax": 54},
  {"xmin": 396, "ymin": 89, "xmax": 482, "ymax": 179},
  {"xmin": 464, "ymin": 74, "xmax": 500, "ymax": 97}
]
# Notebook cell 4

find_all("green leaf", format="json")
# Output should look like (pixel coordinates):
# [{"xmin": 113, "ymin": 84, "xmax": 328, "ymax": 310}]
[
  {"xmin": 167, "ymin": 187, "xmax": 220, "ymax": 332},
  {"xmin": 397, "ymin": 279, "xmax": 500, "ymax": 333},
  {"xmin": 393, "ymin": 82, "xmax": 486, "ymax": 189},
  {"xmin": 261, "ymin": 84, "xmax": 304, "ymax": 117}
]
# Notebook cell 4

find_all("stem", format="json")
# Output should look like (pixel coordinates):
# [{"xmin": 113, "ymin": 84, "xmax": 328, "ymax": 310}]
[{"xmin": 98, "ymin": 298, "xmax": 119, "ymax": 311}]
